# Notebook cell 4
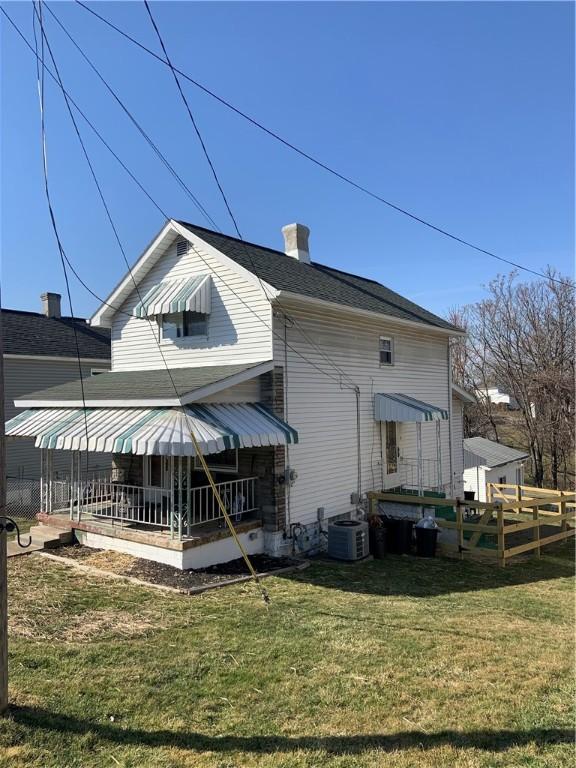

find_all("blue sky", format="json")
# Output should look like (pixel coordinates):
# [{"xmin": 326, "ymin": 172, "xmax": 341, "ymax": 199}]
[{"xmin": 1, "ymin": 1, "xmax": 573, "ymax": 320}]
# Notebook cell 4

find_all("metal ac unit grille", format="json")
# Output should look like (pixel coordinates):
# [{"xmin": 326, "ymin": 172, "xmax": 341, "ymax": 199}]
[{"xmin": 327, "ymin": 520, "xmax": 369, "ymax": 561}]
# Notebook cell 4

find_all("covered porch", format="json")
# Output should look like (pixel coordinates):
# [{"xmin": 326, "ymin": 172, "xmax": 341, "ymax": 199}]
[
  {"xmin": 374, "ymin": 392, "xmax": 449, "ymax": 495},
  {"xmin": 8, "ymin": 401, "xmax": 297, "ymax": 543}
]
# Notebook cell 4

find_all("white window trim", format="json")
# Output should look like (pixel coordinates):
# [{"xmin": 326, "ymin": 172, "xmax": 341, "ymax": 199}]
[
  {"xmin": 194, "ymin": 449, "xmax": 239, "ymax": 475},
  {"xmin": 379, "ymin": 335, "xmax": 395, "ymax": 366},
  {"xmin": 157, "ymin": 312, "xmax": 209, "ymax": 346}
]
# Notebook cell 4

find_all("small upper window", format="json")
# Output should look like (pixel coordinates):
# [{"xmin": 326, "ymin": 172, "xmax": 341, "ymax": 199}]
[
  {"xmin": 161, "ymin": 310, "xmax": 208, "ymax": 341},
  {"xmin": 379, "ymin": 336, "xmax": 394, "ymax": 365}
]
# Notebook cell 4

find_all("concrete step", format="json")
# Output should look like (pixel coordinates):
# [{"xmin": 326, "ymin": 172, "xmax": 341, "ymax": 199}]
[
  {"xmin": 28, "ymin": 525, "xmax": 74, "ymax": 548},
  {"xmin": 6, "ymin": 525, "xmax": 74, "ymax": 558}
]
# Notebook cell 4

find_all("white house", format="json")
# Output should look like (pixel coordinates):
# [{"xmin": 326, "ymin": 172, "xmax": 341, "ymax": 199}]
[
  {"xmin": 463, "ymin": 436, "xmax": 529, "ymax": 502},
  {"xmin": 6, "ymin": 220, "xmax": 467, "ymax": 567}
]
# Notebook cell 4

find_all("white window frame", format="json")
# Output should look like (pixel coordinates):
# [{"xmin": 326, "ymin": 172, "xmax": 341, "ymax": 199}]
[
  {"xmin": 194, "ymin": 448, "xmax": 239, "ymax": 475},
  {"xmin": 158, "ymin": 310, "xmax": 209, "ymax": 344},
  {"xmin": 379, "ymin": 336, "xmax": 394, "ymax": 366}
]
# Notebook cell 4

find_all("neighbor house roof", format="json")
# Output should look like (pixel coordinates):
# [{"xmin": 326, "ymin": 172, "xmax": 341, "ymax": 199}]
[
  {"xmin": 15, "ymin": 361, "xmax": 273, "ymax": 408},
  {"xmin": 2, "ymin": 309, "xmax": 110, "ymax": 359},
  {"xmin": 463, "ymin": 437, "xmax": 529, "ymax": 468},
  {"xmin": 178, "ymin": 222, "xmax": 461, "ymax": 332}
]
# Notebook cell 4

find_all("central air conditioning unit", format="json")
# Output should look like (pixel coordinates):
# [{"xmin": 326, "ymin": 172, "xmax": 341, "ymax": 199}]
[{"xmin": 327, "ymin": 520, "xmax": 369, "ymax": 561}]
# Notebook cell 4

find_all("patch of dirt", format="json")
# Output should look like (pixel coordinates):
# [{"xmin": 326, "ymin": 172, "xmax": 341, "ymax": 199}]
[
  {"xmin": 65, "ymin": 609, "xmax": 161, "ymax": 640},
  {"xmin": 55, "ymin": 544, "xmax": 302, "ymax": 591}
]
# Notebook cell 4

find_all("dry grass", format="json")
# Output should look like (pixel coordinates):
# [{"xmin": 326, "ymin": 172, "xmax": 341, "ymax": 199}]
[{"xmin": 1, "ymin": 543, "xmax": 574, "ymax": 768}]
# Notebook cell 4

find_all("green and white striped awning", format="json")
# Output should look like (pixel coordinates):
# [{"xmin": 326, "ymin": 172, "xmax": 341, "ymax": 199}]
[
  {"xmin": 374, "ymin": 393, "xmax": 448, "ymax": 422},
  {"xmin": 133, "ymin": 275, "xmax": 211, "ymax": 318},
  {"xmin": 6, "ymin": 402, "xmax": 298, "ymax": 456}
]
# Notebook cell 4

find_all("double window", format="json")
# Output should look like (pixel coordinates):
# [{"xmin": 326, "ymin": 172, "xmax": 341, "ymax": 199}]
[
  {"xmin": 161, "ymin": 310, "xmax": 208, "ymax": 341},
  {"xmin": 379, "ymin": 336, "xmax": 394, "ymax": 366}
]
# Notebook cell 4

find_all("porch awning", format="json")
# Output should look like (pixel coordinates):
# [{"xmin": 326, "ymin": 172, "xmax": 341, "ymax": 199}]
[
  {"xmin": 133, "ymin": 275, "xmax": 211, "ymax": 318},
  {"xmin": 374, "ymin": 393, "xmax": 448, "ymax": 422},
  {"xmin": 5, "ymin": 402, "xmax": 298, "ymax": 456}
]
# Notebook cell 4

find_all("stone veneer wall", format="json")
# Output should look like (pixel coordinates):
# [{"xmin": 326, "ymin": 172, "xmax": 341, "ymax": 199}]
[
  {"xmin": 259, "ymin": 367, "xmax": 287, "ymax": 533},
  {"xmin": 111, "ymin": 454, "xmax": 143, "ymax": 486}
]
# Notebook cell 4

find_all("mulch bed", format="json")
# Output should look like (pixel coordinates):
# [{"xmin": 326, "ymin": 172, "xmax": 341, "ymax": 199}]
[{"xmin": 55, "ymin": 544, "xmax": 301, "ymax": 590}]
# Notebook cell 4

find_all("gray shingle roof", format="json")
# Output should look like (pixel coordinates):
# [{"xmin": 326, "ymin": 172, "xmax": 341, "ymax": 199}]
[
  {"xmin": 18, "ymin": 362, "xmax": 266, "ymax": 403},
  {"xmin": 2, "ymin": 309, "xmax": 110, "ymax": 359},
  {"xmin": 463, "ymin": 437, "xmax": 529, "ymax": 468},
  {"xmin": 180, "ymin": 222, "xmax": 460, "ymax": 332}
]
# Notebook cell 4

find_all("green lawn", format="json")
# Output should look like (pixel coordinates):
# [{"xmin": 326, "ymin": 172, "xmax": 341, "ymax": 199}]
[{"xmin": 1, "ymin": 544, "xmax": 574, "ymax": 768}]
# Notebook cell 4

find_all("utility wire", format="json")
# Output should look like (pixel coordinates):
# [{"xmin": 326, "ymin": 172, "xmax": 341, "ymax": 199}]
[
  {"xmin": 32, "ymin": 1, "xmax": 91, "ymax": 474},
  {"xmin": 142, "ymin": 1, "xmax": 358, "ymax": 391},
  {"xmin": 33, "ymin": 0, "xmax": 270, "ymax": 605},
  {"xmin": 2, "ymin": 7, "xmax": 354, "ymax": 391},
  {"xmin": 43, "ymin": 2, "xmax": 220, "ymax": 232},
  {"xmin": 75, "ymin": 0, "xmax": 571, "ymax": 288}
]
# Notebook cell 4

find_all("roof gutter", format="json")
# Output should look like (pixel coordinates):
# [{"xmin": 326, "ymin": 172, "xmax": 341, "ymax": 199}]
[{"xmin": 274, "ymin": 290, "xmax": 466, "ymax": 336}]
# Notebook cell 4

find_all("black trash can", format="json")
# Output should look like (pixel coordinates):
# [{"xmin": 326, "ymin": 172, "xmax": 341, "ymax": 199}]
[
  {"xmin": 414, "ymin": 525, "xmax": 439, "ymax": 557},
  {"xmin": 382, "ymin": 517, "xmax": 414, "ymax": 554},
  {"xmin": 369, "ymin": 526, "xmax": 386, "ymax": 559}
]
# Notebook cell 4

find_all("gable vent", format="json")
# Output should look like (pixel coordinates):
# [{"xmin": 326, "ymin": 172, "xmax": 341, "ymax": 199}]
[{"xmin": 176, "ymin": 239, "xmax": 189, "ymax": 257}]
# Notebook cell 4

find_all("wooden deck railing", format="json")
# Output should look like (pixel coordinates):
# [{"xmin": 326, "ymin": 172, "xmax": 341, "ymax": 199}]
[{"xmin": 367, "ymin": 483, "xmax": 576, "ymax": 566}]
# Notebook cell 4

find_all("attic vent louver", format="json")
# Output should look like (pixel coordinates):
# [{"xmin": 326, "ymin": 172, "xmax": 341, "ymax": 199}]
[{"xmin": 176, "ymin": 239, "xmax": 189, "ymax": 257}]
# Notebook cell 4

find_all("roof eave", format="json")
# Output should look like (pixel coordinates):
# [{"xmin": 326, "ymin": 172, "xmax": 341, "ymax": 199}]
[{"xmin": 274, "ymin": 290, "xmax": 465, "ymax": 336}]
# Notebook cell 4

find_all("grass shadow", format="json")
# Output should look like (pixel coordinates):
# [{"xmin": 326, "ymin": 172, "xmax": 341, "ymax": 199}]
[
  {"xmin": 6, "ymin": 706, "xmax": 574, "ymax": 755},
  {"xmin": 282, "ymin": 539, "xmax": 575, "ymax": 598}
]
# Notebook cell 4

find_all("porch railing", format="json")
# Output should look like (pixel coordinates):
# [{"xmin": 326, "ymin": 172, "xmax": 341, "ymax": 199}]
[
  {"xmin": 64, "ymin": 476, "xmax": 258, "ymax": 538},
  {"xmin": 398, "ymin": 457, "xmax": 445, "ymax": 493}
]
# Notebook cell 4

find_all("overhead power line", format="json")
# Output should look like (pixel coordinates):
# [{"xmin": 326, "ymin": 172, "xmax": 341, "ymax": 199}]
[
  {"xmin": 31, "ymin": 1, "xmax": 90, "ymax": 472},
  {"xmin": 74, "ymin": 0, "xmax": 571, "ymax": 288},
  {"xmin": 1, "ymin": 5, "xmax": 354, "ymax": 391}
]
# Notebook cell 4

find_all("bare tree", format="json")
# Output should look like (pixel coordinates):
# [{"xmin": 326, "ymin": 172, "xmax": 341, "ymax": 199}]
[{"xmin": 450, "ymin": 269, "xmax": 575, "ymax": 488}]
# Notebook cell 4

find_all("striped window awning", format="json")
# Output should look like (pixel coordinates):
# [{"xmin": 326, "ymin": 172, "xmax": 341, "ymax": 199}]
[
  {"xmin": 6, "ymin": 402, "xmax": 298, "ymax": 456},
  {"xmin": 374, "ymin": 393, "xmax": 448, "ymax": 422},
  {"xmin": 133, "ymin": 275, "xmax": 211, "ymax": 318}
]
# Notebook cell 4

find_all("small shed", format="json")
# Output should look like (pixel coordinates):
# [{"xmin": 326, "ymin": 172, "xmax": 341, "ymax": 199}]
[{"xmin": 463, "ymin": 437, "xmax": 529, "ymax": 502}]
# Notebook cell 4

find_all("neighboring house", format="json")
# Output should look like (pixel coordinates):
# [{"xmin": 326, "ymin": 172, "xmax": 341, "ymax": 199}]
[
  {"xmin": 3, "ymin": 292, "xmax": 111, "ymax": 481},
  {"xmin": 475, "ymin": 386, "xmax": 520, "ymax": 410},
  {"xmin": 7, "ymin": 220, "xmax": 467, "ymax": 567},
  {"xmin": 463, "ymin": 436, "xmax": 529, "ymax": 502}
]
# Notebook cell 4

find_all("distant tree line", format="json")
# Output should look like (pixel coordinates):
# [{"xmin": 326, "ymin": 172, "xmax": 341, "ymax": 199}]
[{"xmin": 449, "ymin": 269, "xmax": 575, "ymax": 489}]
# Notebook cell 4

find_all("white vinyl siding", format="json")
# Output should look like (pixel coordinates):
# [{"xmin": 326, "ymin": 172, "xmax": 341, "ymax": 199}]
[
  {"xmin": 111, "ymin": 235, "xmax": 272, "ymax": 371},
  {"xmin": 273, "ymin": 300, "xmax": 453, "ymax": 527},
  {"xmin": 4, "ymin": 357, "xmax": 111, "ymax": 479}
]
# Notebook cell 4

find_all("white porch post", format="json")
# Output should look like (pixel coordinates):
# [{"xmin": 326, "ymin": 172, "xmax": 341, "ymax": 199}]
[
  {"xmin": 436, "ymin": 421, "xmax": 442, "ymax": 491},
  {"xmin": 69, "ymin": 452, "xmax": 74, "ymax": 520},
  {"xmin": 169, "ymin": 455, "xmax": 175, "ymax": 539},
  {"xmin": 40, "ymin": 449, "xmax": 44, "ymax": 514},
  {"xmin": 416, "ymin": 422, "xmax": 423, "ymax": 496}
]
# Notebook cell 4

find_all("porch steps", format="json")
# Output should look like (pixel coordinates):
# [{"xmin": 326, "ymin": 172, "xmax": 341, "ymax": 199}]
[{"xmin": 6, "ymin": 524, "xmax": 74, "ymax": 558}]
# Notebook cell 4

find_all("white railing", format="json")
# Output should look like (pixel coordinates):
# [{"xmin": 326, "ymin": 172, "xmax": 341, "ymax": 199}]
[
  {"xmin": 179, "ymin": 476, "xmax": 258, "ymax": 535},
  {"xmin": 66, "ymin": 476, "xmax": 258, "ymax": 538},
  {"xmin": 398, "ymin": 457, "xmax": 445, "ymax": 493}
]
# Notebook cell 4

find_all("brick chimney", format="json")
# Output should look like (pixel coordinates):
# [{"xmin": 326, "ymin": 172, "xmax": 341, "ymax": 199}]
[
  {"xmin": 281, "ymin": 223, "xmax": 310, "ymax": 264},
  {"xmin": 41, "ymin": 292, "xmax": 61, "ymax": 318}
]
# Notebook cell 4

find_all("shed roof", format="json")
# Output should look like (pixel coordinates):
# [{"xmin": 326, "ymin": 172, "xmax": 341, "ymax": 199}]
[
  {"xmin": 463, "ymin": 436, "xmax": 529, "ymax": 468},
  {"xmin": 179, "ymin": 222, "xmax": 461, "ymax": 332},
  {"xmin": 2, "ymin": 309, "xmax": 110, "ymax": 360}
]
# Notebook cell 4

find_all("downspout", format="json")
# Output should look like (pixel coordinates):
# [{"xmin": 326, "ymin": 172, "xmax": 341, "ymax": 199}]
[
  {"xmin": 447, "ymin": 341, "xmax": 454, "ymax": 497},
  {"xmin": 355, "ymin": 387, "xmax": 362, "ymax": 497}
]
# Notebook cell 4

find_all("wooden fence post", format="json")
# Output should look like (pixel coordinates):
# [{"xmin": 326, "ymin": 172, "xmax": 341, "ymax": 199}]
[
  {"xmin": 455, "ymin": 498, "xmax": 464, "ymax": 559},
  {"xmin": 516, "ymin": 484, "xmax": 522, "ymax": 513},
  {"xmin": 533, "ymin": 504, "xmax": 541, "ymax": 558},
  {"xmin": 497, "ymin": 509, "xmax": 505, "ymax": 568},
  {"xmin": 560, "ymin": 493, "xmax": 567, "ymax": 534},
  {"xmin": 487, "ymin": 483, "xmax": 493, "ymax": 504}
]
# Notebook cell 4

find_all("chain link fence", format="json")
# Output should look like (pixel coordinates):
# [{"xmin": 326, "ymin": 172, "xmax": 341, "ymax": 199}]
[{"xmin": 6, "ymin": 477, "xmax": 42, "ymax": 520}]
